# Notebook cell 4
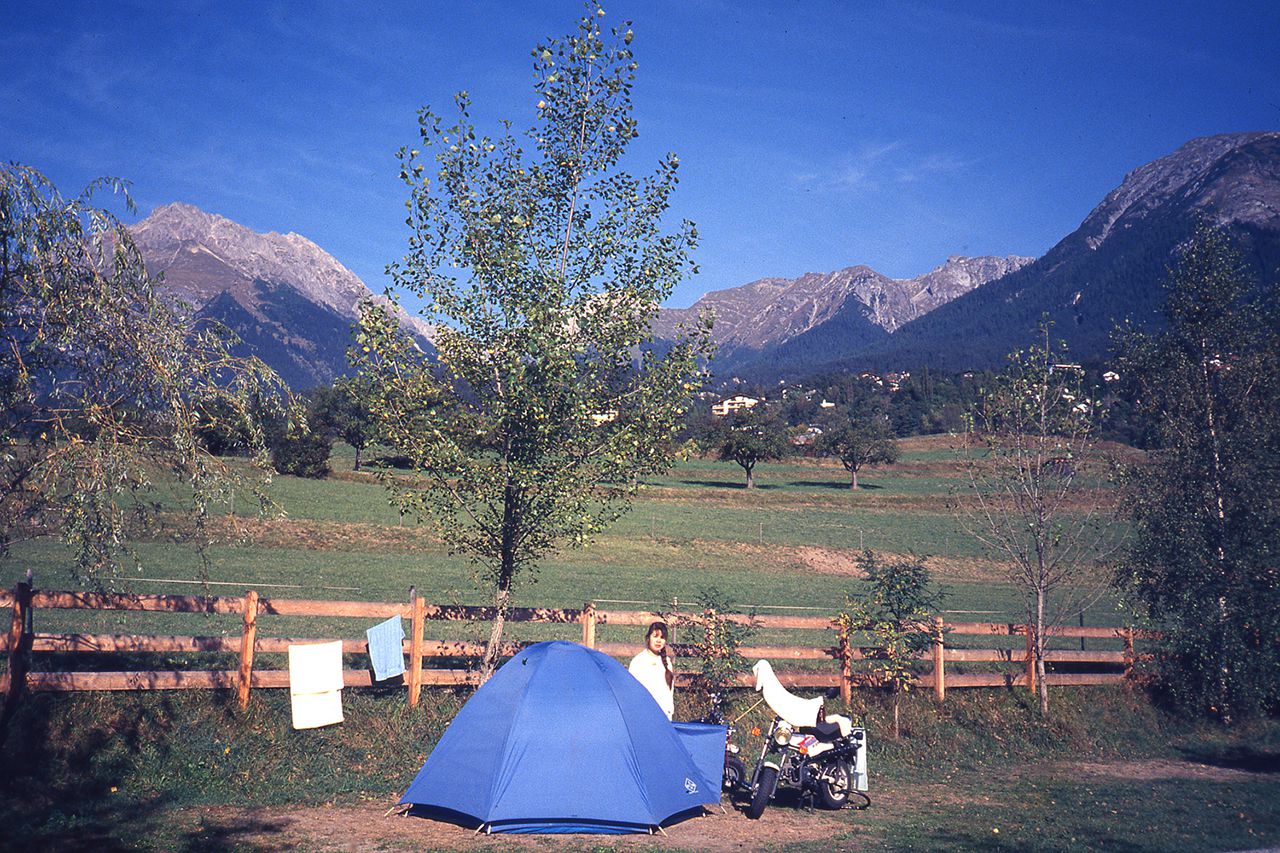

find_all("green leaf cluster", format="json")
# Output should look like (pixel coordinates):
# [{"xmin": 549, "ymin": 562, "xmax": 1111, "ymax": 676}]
[
  {"xmin": 667, "ymin": 587, "xmax": 758, "ymax": 717},
  {"xmin": 840, "ymin": 550, "xmax": 941, "ymax": 694}
]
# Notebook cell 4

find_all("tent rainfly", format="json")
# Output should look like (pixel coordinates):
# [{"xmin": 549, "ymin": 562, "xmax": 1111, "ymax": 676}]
[{"xmin": 400, "ymin": 640, "xmax": 723, "ymax": 834}]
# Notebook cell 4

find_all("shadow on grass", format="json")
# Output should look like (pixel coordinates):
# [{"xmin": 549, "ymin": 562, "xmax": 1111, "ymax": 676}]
[
  {"xmin": 678, "ymin": 479, "xmax": 781, "ymax": 490},
  {"xmin": 1177, "ymin": 742, "xmax": 1280, "ymax": 774},
  {"xmin": 0, "ymin": 691, "xmax": 189, "ymax": 852},
  {"xmin": 785, "ymin": 481, "xmax": 885, "ymax": 491}
]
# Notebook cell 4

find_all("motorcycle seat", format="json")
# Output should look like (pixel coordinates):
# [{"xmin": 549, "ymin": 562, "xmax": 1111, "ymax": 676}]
[
  {"xmin": 799, "ymin": 720, "xmax": 843, "ymax": 741},
  {"xmin": 800, "ymin": 714, "xmax": 855, "ymax": 740}
]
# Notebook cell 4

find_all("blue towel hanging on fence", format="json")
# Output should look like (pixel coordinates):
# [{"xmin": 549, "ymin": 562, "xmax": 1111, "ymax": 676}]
[{"xmin": 366, "ymin": 616, "xmax": 406, "ymax": 681}]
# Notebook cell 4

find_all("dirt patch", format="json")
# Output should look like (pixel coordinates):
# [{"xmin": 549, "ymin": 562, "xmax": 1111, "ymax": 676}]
[
  {"xmin": 183, "ymin": 798, "xmax": 860, "ymax": 852},
  {"xmin": 794, "ymin": 546, "xmax": 865, "ymax": 577},
  {"xmin": 792, "ymin": 547, "xmax": 1011, "ymax": 584}
]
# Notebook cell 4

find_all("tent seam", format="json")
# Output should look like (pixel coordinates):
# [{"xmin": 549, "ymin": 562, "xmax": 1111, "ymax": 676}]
[{"xmin": 484, "ymin": 645, "xmax": 542, "ymax": 818}]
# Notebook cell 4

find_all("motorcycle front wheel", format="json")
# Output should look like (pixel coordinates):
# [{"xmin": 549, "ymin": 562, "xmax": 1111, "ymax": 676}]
[
  {"xmin": 746, "ymin": 766, "xmax": 778, "ymax": 819},
  {"xmin": 724, "ymin": 755, "xmax": 747, "ymax": 792},
  {"xmin": 815, "ymin": 759, "xmax": 851, "ymax": 809}
]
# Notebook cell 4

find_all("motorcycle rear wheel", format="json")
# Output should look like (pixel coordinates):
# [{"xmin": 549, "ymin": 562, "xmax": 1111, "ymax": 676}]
[
  {"xmin": 724, "ymin": 755, "xmax": 747, "ymax": 792},
  {"xmin": 815, "ymin": 759, "xmax": 851, "ymax": 809},
  {"xmin": 746, "ymin": 766, "xmax": 778, "ymax": 819}
]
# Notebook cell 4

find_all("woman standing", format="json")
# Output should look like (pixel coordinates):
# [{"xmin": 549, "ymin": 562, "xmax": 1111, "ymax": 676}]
[{"xmin": 628, "ymin": 621, "xmax": 675, "ymax": 719}]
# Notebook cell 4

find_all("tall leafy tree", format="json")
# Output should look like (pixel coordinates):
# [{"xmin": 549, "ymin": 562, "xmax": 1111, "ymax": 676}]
[
  {"xmin": 357, "ymin": 5, "xmax": 711, "ymax": 680},
  {"xmin": 710, "ymin": 405, "xmax": 788, "ymax": 489},
  {"xmin": 815, "ymin": 412, "xmax": 898, "ymax": 490},
  {"xmin": 0, "ymin": 164, "xmax": 284, "ymax": 583},
  {"xmin": 1115, "ymin": 225, "xmax": 1280, "ymax": 722},
  {"xmin": 956, "ymin": 323, "xmax": 1121, "ymax": 716}
]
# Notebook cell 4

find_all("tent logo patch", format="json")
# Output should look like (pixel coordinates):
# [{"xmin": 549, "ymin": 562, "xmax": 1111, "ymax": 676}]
[{"xmin": 684, "ymin": 777, "xmax": 698, "ymax": 794}]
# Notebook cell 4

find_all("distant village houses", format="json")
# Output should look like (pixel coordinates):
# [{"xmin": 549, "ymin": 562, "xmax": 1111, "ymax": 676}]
[
  {"xmin": 712, "ymin": 395, "xmax": 760, "ymax": 417},
  {"xmin": 790, "ymin": 425, "xmax": 825, "ymax": 446}
]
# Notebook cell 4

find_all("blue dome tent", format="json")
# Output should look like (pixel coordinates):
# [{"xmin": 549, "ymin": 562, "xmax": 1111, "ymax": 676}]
[{"xmin": 399, "ymin": 641, "xmax": 723, "ymax": 834}]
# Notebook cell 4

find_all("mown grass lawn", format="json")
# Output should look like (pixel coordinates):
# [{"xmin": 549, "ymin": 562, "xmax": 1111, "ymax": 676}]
[{"xmin": 2, "ymin": 436, "xmax": 1128, "ymax": 661}]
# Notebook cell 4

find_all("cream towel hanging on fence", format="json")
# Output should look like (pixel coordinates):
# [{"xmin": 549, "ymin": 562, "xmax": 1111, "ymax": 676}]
[{"xmin": 289, "ymin": 641, "xmax": 345, "ymax": 729}]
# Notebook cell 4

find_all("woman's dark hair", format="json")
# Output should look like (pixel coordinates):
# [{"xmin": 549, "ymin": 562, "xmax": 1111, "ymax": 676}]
[
  {"xmin": 644, "ymin": 621, "xmax": 674, "ymax": 688},
  {"xmin": 644, "ymin": 621, "xmax": 669, "ymax": 641}
]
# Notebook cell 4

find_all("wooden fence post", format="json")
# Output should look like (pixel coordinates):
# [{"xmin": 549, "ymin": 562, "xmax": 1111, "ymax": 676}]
[
  {"xmin": 236, "ymin": 590, "xmax": 259, "ymax": 709},
  {"xmin": 581, "ymin": 602, "xmax": 596, "ymax": 649},
  {"xmin": 837, "ymin": 622, "xmax": 852, "ymax": 706},
  {"xmin": 932, "ymin": 616, "xmax": 946, "ymax": 703},
  {"xmin": 1122, "ymin": 627, "xmax": 1135, "ymax": 681},
  {"xmin": 408, "ymin": 588, "xmax": 424, "ymax": 707},
  {"xmin": 1, "ymin": 580, "xmax": 34, "ymax": 738},
  {"xmin": 1024, "ymin": 623, "xmax": 1037, "ymax": 695}
]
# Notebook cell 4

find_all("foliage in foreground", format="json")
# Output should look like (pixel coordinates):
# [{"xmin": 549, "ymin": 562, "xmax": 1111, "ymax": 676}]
[
  {"xmin": 0, "ymin": 164, "xmax": 286, "ymax": 584},
  {"xmin": 356, "ymin": 4, "xmax": 711, "ymax": 680},
  {"xmin": 1115, "ymin": 225, "xmax": 1280, "ymax": 722},
  {"xmin": 665, "ymin": 586, "xmax": 757, "ymax": 718}
]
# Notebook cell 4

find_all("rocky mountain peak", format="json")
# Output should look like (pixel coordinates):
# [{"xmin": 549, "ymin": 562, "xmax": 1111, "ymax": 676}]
[
  {"xmin": 1078, "ymin": 131, "xmax": 1280, "ymax": 249},
  {"xmin": 127, "ymin": 202, "xmax": 433, "ymax": 389},
  {"xmin": 654, "ymin": 253, "xmax": 1029, "ymax": 355},
  {"xmin": 131, "ymin": 203, "xmax": 369, "ymax": 319}
]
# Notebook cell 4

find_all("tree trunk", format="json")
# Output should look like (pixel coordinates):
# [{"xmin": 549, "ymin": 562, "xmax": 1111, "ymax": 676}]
[
  {"xmin": 353, "ymin": 444, "xmax": 362, "ymax": 471},
  {"xmin": 849, "ymin": 468, "xmax": 859, "ymax": 490},
  {"xmin": 1036, "ymin": 588, "xmax": 1049, "ymax": 716},
  {"xmin": 892, "ymin": 690, "xmax": 901, "ymax": 740},
  {"xmin": 479, "ymin": 580, "xmax": 511, "ymax": 684},
  {"xmin": 479, "ymin": 485, "xmax": 519, "ymax": 684},
  {"xmin": 745, "ymin": 464, "xmax": 755, "ymax": 489},
  {"xmin": 1201, "ymin": 347, "xmax": 1232, "ymax": 725}
]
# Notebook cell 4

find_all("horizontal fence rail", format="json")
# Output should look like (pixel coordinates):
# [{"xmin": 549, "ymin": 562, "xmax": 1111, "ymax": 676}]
[{"xmin": 1, "ymin": 582, "xmax": 1154, "ymax": 712}]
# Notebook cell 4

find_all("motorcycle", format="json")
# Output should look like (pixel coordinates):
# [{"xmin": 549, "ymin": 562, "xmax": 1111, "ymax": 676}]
[
  {"xmin": 693, "ymin": 691, "xmax": 748, "ymax": 792},
  {"xmin": 744, "ymin": 660, "xmax": 869, "ymax": 819}
]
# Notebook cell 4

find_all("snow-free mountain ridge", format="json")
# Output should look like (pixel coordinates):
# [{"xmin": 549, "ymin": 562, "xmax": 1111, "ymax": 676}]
[{"xmin": 130, "ymin": 203, "xmax": 432, "ymax": 389}]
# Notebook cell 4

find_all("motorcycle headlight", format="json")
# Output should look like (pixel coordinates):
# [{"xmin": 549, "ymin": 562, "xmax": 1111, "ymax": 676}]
[{"xmin": 773, "ymin": 722, "xmax": 794, "ymax": 745}]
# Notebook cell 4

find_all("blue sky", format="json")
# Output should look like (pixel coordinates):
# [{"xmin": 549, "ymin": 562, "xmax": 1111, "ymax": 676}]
[{"xmin": 3, "ymin": 1, "xmax": 1278, "ymax": 308}]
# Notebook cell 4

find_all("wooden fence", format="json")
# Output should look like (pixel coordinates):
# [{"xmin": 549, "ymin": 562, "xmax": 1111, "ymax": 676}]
[{"xmin": 1, "ymin": 582, "xmax": 1148, "ymax": 713}]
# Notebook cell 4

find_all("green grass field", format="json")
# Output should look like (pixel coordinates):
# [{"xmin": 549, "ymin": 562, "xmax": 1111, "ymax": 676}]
[
  {"xmin": 3, "ymin": 436, "xmax": 1125, "ymax": 653},
  {"xmin": 2, "ymin": 436, "xmax": 1276, "ymax": 852}
]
